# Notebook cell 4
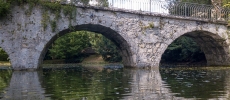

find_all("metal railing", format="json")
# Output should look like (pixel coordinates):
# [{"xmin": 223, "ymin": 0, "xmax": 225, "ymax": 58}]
[
  {"xmin": 60, "ymin": 0, "xmax": 230, "ymax": 22},
  {"xmin": 107, "ymin": 0, "xmax": 230, "ymax": 22}
]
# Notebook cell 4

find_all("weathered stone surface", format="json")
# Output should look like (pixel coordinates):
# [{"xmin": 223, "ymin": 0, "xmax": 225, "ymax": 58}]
[{"xmin": 0, "ymin": 5, "xmax": 230, "ymax": 70}]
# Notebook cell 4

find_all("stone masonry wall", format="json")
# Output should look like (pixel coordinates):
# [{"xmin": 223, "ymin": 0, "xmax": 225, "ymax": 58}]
[{"xmin": 0, "ymin": 5, "xmax": 230, "ymax": 70}]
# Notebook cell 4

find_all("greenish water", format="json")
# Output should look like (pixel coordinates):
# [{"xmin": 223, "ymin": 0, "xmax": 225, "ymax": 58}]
[{"xmin": 0, "ymin": 65, "xmax": 229, "ymax": 100}]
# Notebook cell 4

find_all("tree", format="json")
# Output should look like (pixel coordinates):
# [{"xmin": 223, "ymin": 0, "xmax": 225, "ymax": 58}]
[
  {"xmin": 223, "ymin": 0, "xmax": 230, "ymax": 8},
  {"xmin": 0, "ymin": 48, "xmax": 9, "ymax": 61},
  {"xmin": 161, "ymin": 36, "xmax": 206, "ymax": 63},
  {"xmin": 46, "ymin": 31, "xmax": 122, "ymax": 63},
  {"xmin": 0, "ymin": 0, "xmax": 10, "ymax": 18},
  {"xmin": 48, "ymin": 31, "xmax": 90, "ymax": 62},
  {"xmin": 168, "ymin": 0, "xmax": 212, "ymax": 17},
  {"xmin": 89, "ymin": 34, "xmax": 122, "ymax": 62},
  {"xmin": 168, "ymin": 0, "xmax": 230, "ymax": 20},
  {"xmin": 181, "ymin": 0, "xmax": 211, "ymax": 4}
]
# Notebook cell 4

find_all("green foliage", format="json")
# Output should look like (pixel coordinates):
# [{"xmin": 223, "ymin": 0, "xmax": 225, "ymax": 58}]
[
  {"xmin": 168, "ymin": 0, "xmax": 211, "ymax": 17},
  {"xmin": 62, "ymin": 5, "xmax": 75, "ymax": 18},
  {"xmin": 91, "ymin": 35, "xmax": 122, "ymax": 62},
  {"xmin": 41, "ymin": 1, "xmax": 62, "ymax": 12},
  {"xmin": 49, "ymin": 31, "xmax": 91, "ymax": 62},
  {"xmin": 223, "ymin": 2, "xmax": 230, "ymax": 25},
  {"xmin": 0, "ymin": 48, "xmax": 9, "ymax": 61},
  {"xmin": 0, "ymin": 0, "xmax": 10, "ymax": 18},
  {"xmin": 161, "ymin": 36, "xmax": 206, "ymax": 63},
  {"xmin": 180, "ymin": 0, "xmax": 211, "ymax": 4},
  {"xmin": 160, "ymin": 69, "xmax": 228, "ymax": 99},
  {"xmin": 46, "ymin": 31, "xmax": 122, "ymax": 63},
  {"xmin": 224, "ymin": 2, "xmax": 230, "ymax": 7},
  {"xmin": 41, "ymin": 11, "xmax": 49, "ymax": 30},
  {"xmin": 0, "ymin": 0, "xmax": 76, "ymax": 31},
  {"xmin": 50, "ymin": 20, "xmax": 57, "ymax": 32},
  {"xmin": 42, "ymin": 68, "xmax": 128, "ymax": 100},
  {"xmin": 0, "ymin": 70, "xmax": 12, "ymax": 93},
  {"xmin": 223, "ymin": 0, "xmax": 230, "ymax": 6},
  {"xmin": 39, "ymin": 1, "xmax": 76, "ymax": 31},
  {"xmin": 0, "ymin": 0, "xmax": 41, "ymax": 18}
]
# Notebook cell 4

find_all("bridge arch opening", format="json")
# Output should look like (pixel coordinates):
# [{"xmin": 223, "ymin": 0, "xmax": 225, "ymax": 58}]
[
  {"xmin": 40, "ymin": 24, "xmax": 133, "ymax": 67},
  {"xmin": 0, "ymin": 47, "xmax": 10, "ymax": 67},
  {"xmin": 160, "ymin": 30, "xmax": 229, "ymax": 67}
]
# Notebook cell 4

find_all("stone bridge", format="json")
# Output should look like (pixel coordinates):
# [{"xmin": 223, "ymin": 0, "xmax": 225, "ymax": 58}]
[{"xmin": 0, "ymin": 2, "xmax": 230, "ymax": 70}]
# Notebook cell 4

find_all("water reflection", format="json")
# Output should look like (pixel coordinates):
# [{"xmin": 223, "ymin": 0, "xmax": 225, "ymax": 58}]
[
  {"xmin": 1, "ymin": 71, "xmax": 48, "ymax": 100},
  {"xmin": 121, "ymin": 69, "xmax": 176, "ymax": 100},
  {"xmin": 160, "ymin": 68, "xmax": 230, "ymax": 99},
  {"xmin": 42, "ymin": 66, "xmax": 131, "ymax": 100},
  {"xmin": 0, "ymin": 66, "xmax": 229, "ymax": 99},
  {"xmin": 0, "ymin": 70, "xmax": 11, "ymax": 95},
  {"xmin": 41, "ymin": 66, "xmax": 179, "ymax": 99}
]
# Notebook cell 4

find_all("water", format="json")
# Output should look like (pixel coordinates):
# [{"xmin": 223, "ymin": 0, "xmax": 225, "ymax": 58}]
[{"xmin": 0, "ymin": 65, "xmax": 229, "ymax": 100}]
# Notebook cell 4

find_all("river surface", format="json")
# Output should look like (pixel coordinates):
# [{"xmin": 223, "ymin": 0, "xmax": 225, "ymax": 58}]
[{"xmin": 0, "ymin": 64, "xmax": 229, "ymax": 100}]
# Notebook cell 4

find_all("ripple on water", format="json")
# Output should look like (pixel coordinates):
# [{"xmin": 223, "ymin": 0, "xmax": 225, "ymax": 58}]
[{"xmin": 0, "ymin": 65, "xmax": 229, "ymax": 99}]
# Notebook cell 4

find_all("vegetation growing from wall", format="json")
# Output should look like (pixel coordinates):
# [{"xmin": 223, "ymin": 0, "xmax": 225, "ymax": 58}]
[
  {"xmin": 0, "ymin": 0, "xmax": 77, "ymax": 32},
  {"xmin": 40, "ymin": 1, "xmax": 76, "ymax": 31},
  {"xmin": 0, "ymin": 0, "xmax": 110, "ymax": 33},
  {"xmin": 0, "ymin": 0, "xmax": 118, "ymax": 63},
  {"xmin": 0, "ymin": 0, "xmax": 108, "ymax": 19},
  {"xmin": 0, "ymin": 0, "xmax": 39, "ymax": 18}
]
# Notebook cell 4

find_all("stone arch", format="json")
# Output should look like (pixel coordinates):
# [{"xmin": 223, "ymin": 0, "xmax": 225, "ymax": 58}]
[
  {"xmin": 39, "ymin": 24, "xmax": 133, "ymax": 67},
  {"xmin": 160, "ymin": 30, "xmax": 230, "ymax": 66}
]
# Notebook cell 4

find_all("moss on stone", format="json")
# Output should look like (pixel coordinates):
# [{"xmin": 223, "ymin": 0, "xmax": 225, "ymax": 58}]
[{"xmin": 0, "ymin": 0, "xmax": 76, "ymax": 31}]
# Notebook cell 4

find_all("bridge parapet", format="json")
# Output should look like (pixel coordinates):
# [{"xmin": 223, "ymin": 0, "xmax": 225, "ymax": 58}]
[{"xmin": 60, "ymin": 0, "xmax": 230, "ymax": 23}]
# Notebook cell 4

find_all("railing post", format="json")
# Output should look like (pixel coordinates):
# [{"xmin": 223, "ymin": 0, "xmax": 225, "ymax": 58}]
[
  {"xmin": 112, "ymin": 0, "xmax": 114, "ymax": 7},
  {"xmin": 185, "ymin": 2, "xmax": 187, "ymax": 17},
  {"xmin": 150, "ymin": 0, "xmax": 151, "ymax": 12},
  {"xmin": 131, "ymin": 0, "xmax": 132, "ymax": 10}
]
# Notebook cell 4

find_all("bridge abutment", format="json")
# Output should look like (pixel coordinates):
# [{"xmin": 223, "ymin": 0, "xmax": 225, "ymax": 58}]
[{"xmin": 10, "ymin": 49, "xmax": 41, "ymax": 70}]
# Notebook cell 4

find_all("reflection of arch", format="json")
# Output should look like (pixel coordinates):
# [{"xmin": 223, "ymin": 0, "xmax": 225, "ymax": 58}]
[
  {"xmin": 2, "ymin": 71, "xmax": 46, "ymax": 99},
  {"xmin": 122, "ymin": 69, "xmax": 189, "ymax": 99},
  {"xmin": 39, "ymin": 24, "xmax": 133, "ymax": 67},
  {"xmin": 160, "ymin": 30, "xmax": 230, "ymax": 66},
  {"xmin": 160, "ymin": 68, "xmax": 230, "ymax": 99}
]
